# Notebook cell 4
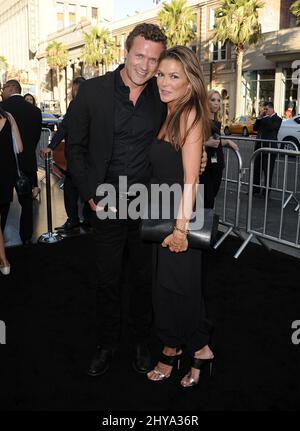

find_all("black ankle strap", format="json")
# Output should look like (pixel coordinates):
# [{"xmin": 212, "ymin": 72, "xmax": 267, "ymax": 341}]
[
  {"xmin": 159, "ymin": 352, "xmax": 181, "ymax": 366},
  {"xmin": 191, "ymin": 357, "xmax": 213, "ymax": 370}
]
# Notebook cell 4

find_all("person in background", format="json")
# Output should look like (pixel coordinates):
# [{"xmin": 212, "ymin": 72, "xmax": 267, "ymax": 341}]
[
  {"xmin": 40, "ymin": 77, "xmax": 88, "ymax": 233},
  {"xmin": 1, "ymin": 79, "xmax": 42, "ymax": 245},
  {"xmin": 253, "ymin": 101, "xmax": 282, "ymax": 196},
  {"xmin": 24, "ymin": 93, "xmax": 39, "ymax": 198},
  {"xmin": 24, "ymin": 93, "xmax": 36, "ymax": 106},
  {"xmin": 201, "ymin": 89, "xmax": 238, "ymax": 209},
  {"xmin": 0, "ymin": 106, "xmax": 23, "ymax": 274}
]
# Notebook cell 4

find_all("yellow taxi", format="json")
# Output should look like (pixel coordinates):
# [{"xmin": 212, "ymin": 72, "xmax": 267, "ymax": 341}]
[{"xmin": 224, "ymin": 116, "xmax": 256, "ymax": 137}]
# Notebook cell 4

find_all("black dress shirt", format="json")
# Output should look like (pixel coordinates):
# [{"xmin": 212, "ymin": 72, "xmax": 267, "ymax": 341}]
[{"xmin": 105, "ymin": 66, "xmax": 156, "ymax": 188}]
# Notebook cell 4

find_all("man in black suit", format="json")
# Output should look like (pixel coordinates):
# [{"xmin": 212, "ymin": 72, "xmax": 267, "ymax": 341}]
[
  {"xmin": 253, "ymin": 102, "xmax": 282, "ymax": 195},
  {"xmin": 41, "ymin": 77, "xmax": 88, "ymax": 234},
  {"xmin": 68, "ymin": 24, "xmax": 168, "ymax": 377},
  {"xmin": 1, "ymin": 79, "xmax": 42, "ymax": 244}
]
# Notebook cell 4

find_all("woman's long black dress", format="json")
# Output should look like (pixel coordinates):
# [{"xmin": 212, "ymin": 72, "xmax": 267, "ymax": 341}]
[
  {"xmin": 0, "ymin": 119, "xmax": 17, "ymax": 206},
  {"xmin": 200, "ymin": 119, "xmax": 224, "ymax": 209},
  {"xmin": 150, "ymin": 139, "xmax": 212, "ymax": 353}
]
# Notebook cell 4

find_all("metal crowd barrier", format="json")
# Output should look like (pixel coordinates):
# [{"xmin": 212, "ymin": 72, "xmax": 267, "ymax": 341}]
[
  {"xmin": 213, "ymin": 136, "xmax": 300, "ymax": 257},
  {"xmin": 213, "ymin": 145, "xmax": 245, "ymax": 249},
  {"xmin": 219, "ymin": 136, "xmax": 299, "ymax": 197},
  {"xmin": 234, "ymin": 147, "xmax": 300, "ymax": 258}
]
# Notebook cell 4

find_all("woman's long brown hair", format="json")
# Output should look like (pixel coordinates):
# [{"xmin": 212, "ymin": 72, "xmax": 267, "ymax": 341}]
[{"xmin": 158, "ymin": 45, "xmax": 211, "ymax": 149}]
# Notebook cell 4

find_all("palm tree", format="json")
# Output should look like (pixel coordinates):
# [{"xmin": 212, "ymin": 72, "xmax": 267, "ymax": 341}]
[
  {"xmin": 0, "ymin": 55, "xmax": 8, "ymax": 86},
  {"xmin": 213, "ymin": 0, "xmax": 263, "ymax": 118},
  {"xmin": 45, "ymin": 41, "xmax": 68, "ymax": 100},
  {"xmin": 157, "ymin": 0, "xmax": 196, "ymax": 48},
  {"xmin": 82, "ymin": 27, "xmax": 118, "ymax": 76},
  {"xmin": 290, "ymin": 0, "xmax": 300, "ymax": 25}
]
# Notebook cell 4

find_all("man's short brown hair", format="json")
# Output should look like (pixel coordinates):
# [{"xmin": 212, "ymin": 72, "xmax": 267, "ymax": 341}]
[{"xmin": 125, "ymin": 23, "xmax": 167, "ymax": 52}]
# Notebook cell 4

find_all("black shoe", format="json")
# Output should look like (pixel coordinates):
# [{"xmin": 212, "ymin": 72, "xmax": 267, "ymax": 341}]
[
  {"xmin": 87, "ymin": 346, "xmax": 114, "ymax": 377},
  {"xmin": 55, "ymin": 220, "xmax": 80, "ymax": 233},
  {"xmin": 22, "ymin": 239, "xmax": 33, "ymax": 246},
  {"xmin": 132, "ymin": 343, "xmax": 152, "ymax": 374},
  {"xmin": 80, "ymin": 220, "xmax": 92, "ymax": 231}
]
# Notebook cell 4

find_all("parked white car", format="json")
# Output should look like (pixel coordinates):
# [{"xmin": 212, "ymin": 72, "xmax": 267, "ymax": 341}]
[{"xmin": 277, "ymin": 115, "xmax": 300, "ymax": 150}]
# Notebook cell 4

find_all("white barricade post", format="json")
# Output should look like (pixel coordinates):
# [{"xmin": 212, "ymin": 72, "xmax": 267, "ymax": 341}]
[
  {"xmin": 234, "ymin": 147, "xmax": 300, "ymax": 258},
  {"xmin": 38, "ymin": 150, "xmax": 63, "ymax": 244}
]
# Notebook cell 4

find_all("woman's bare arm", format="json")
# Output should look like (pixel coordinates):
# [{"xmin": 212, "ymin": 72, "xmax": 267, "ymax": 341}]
[{"xmin": 7, "ymin": 112, "xmax": 23, "ymax": 153}]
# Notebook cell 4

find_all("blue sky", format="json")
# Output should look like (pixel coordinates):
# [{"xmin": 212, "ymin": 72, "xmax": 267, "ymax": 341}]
[{"xmin": 113, "ymin": 0, "xmax": 156, "ymax": 21}]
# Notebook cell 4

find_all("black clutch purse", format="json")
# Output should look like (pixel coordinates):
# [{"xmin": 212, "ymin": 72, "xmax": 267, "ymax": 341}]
[
  {"xmin": 11, "ymin": 129, "xmax": 32, "ymax": 196},
  {"xmin": 15, "ymin": 171, "xmax": 32, "ymax": 196},
  {"xmin": 140, "ymin": 208, "xmax": 219, "ymax": 250}
]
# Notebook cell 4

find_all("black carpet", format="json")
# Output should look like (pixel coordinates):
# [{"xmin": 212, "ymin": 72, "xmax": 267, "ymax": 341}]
[{"xmin": 0, "ymin": 234, "xmax": 300, "ymax": 411}]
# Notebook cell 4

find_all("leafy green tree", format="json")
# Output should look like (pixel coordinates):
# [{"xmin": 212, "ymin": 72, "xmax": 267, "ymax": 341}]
[
  {"xmin": 157, "ymin": 0, "xmax": 196, "ymax": 48},
  {"xmin": 45, "ymin": 41, "xmax": 68, "ymax": 100},
  {"xmin": 290, "ymin": 0, "xmax": 300, "ymax": 25},
  {"xmin": 82, "ymin": 27, "xmax": 118, "ymax": 75},
  {"xmin": 213, "ymin": 0, "xmax": 263, "ymax": 117}
]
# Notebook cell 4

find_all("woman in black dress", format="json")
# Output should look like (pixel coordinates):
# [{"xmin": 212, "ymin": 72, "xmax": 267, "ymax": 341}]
[
  {"xmin": 24, "ymin": 93, "xmax": 40, "ymax": 199},
  {"xmin": 0, "ymin": 106, "xmax": 23, "ymax": 275},
  {"xmin": 201, "ymin": 89, "xmax": 238, "ymax": 209},
  {"xmin": 147, "ymin": 46, "xmax": 214, "ymax": 387}
]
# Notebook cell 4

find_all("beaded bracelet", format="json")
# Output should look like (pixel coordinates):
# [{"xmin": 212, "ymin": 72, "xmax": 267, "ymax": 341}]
[{"xmin": 173, "ymin": 225, "xmax": 189, "ymax": 235}]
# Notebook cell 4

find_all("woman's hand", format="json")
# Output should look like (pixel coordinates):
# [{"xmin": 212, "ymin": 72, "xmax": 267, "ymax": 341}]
[
  {"xmin": 205, "ymin": 136, "xmax": 220, "ymax": 148},
  {"xmin": 88, "ymin": 198, "xmax": 97, "ymax": 211},
  {"xmin": 200, "ymin": 148, "xmax": 207, "ymax": 174},
  {"xmin": 162, "ymin": 230, "xmax": 188, "ymax": 253}
]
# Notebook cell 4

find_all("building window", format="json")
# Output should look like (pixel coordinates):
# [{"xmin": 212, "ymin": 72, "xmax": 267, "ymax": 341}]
[
  {"xmin": 92, "ymin": 7, "xmax": 98, "ymax": 21},
  {"xmin": 242, "ymin": 70, "xmax": 275, "ymax": 117},
  {"xmin": 80, "ymin": 5, "xmax": 87, "ymax": 21},
  {"xmin": 69, "ymin": 4, "xmax": 76, "ymax": 26},
  {"xmin": 210, "ymin": 41, "xmax": 226, "ymax": 61},
  {"xmin": 191, "ymin": 13, "xmax": 197, "ymax": 33},
  {"xmin": 282, "ymin": 68, "xmax": 298, "ymax": 117},
  {"xmin": 57, "ymin": 2, "xmax": 64, "ymax": 31},
  {"xmin": 209, "ymin": 8, "xmax": 215, "ymax": 30}
]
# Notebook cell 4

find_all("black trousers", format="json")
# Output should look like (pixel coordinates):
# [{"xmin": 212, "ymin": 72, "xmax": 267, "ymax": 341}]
[
  {"xmin": 261, "ymin": 153, "xmax": 276, "ymax": 190},
  {"xmin": 253, "ymin": 142, "xmax": 276, "ymax": 192},
  {"xmin": 64, "ymin": 173, "xmax": 80, "ymax": 223},
  {"xmin": 0, "ymin": 203, "xmax": 10, "ymax": 232},
  {"xmin": 1, "ymin": 171, "xmax": 34, "ymax": 242},
  {"xmin": 90, "ymin": 214, "xmax": 153, "ymax": 347},
  {"xmin": 17, "ymin": 191, "xmax": 33, "ymax": 242},
  {"xmin": 201, "ymin": 163, "xmax": 223, "ymax": 209}
]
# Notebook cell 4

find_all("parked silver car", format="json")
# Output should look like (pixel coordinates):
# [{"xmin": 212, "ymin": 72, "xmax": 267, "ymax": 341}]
[{"xmin": 277, "ymin": 115, "xmax": 300, "ymax": 150}]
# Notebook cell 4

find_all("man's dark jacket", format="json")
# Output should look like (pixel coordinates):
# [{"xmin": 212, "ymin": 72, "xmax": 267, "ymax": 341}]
[
  {"xmin": 253, "ymin": 113, "xmax": 282, "ymax": 146},
  {"xmin": 68, "ymin": 70, "xmax": 167, "ymax": 202},
  {"xmin": 1, "ymin": 95, "xmax": 42, "ymax": 174},
  {"xmin": 49, "ymin": 100, "xmax": 73, "ymax": 156}
]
